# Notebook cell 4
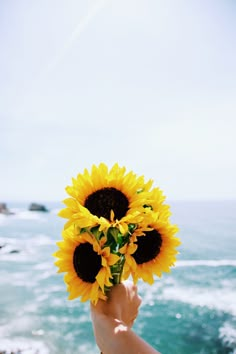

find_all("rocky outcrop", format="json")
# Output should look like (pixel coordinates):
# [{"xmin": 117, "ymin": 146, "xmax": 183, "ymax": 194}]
[
  {"xmin": 0, "ymin": 203, "xmax": 13, "ymax": 215},
  {"xmin": 28, "ymin": 203, "xmax": 48, "ymax": 212}
]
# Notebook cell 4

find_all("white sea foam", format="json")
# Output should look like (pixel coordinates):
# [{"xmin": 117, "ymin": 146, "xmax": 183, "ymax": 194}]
[
  {"xmin": 139, "ymin": 278, "xmax": 236, "ymax": 316},
  {"xmin": 219, "ymin": 322, "xmax": 236, "ymax": 353},
  {"xmin": 162, "ymin": 285, "xmax": 236, "ymax": 316},
  {"xmin": 0, "ymin": 234, "xmax": 53, "ymax": 247},
  {"xmin": 12, "ymin": 210, "xmax": 46, "ymax": 220},
  {"xmin": 50, "ymin": 208, "xmax": 61, "ymax": 215},
  {"xmin": 33, "ymin": 261, "xmax": 53, "ymax": 270},
  {"xmin": 0, "ymin": 209, "xmax": 48, "ymax": 226},
  {"xmin": 0, "ymin": 214, "xmax": 7, "ymax": 225},
  {"xmin": 0, "ymin": 338, "xmax": 49, "ymax": 354},
  {"xmin": 29, "ymin": 234, "xmax": 55, "ymax": 246},
  {"xmin": 0, "ymin": 270, "xmax": 39, "ymax": 287},
  {"xmin": 0, "ymin": 234, "xmax": 54, "ymax": 259},
  {"xmin": 76, "ymin": 343, "xmax": 97, "ymax": 353},
  {"xmin": 177, "ymin": 260, "xmax": 236, "ymax": 267}
]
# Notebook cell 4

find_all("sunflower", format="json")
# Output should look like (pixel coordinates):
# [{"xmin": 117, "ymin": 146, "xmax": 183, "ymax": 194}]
[
  {"xmin": 120, "ymin": 216, "xmax": 180, "ymax": 284},
  {"xmin": 142, "ymin": 186, "xmax": 171, "ymax": 221},
  {"xmin": 58, "ymin": 163, "xmax": 155, "ymax": 234},
  {"xmin": 53, "ymin": 226, "xmax": 120, "ymax": 304}
]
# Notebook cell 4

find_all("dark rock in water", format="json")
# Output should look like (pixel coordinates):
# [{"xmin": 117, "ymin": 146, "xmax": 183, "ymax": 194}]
[
  {"xmin": 0, "ymin": 244, "xmax": 20, "ymax": 255},
  {"xmin": 9, "ymin": 249, "xmax": 20, "ymax": 254},
  {"xmin": 29, "ymin": 203, "xmax": 48, "ymax": 212},
  {"xmin": 0, "ymin": 203, "xmax": 14, "ymax": 215}
]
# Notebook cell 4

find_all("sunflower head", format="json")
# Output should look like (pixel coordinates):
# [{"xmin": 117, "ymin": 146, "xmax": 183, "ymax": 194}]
[
  {"xmin": 121, "ymin": 217, "xmax": 180, "ymax": 285},
  {"xmin": 53, "ymin": 226, "xmax": 119, "ymax": 304},
  {"xmin": 58, "ymin": 163, "xmax": 154, "ymax": 232}
]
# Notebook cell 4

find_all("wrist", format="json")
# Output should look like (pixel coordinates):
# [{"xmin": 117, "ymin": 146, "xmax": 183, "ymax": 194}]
[
  {"xmin": 101, "ymin": 313, "xmax": 128, "ymax": 332},
  {"xmin": 93, "ymin": 314, "xmax": 129, "ymax": 352},
  {"xmin": 112, "ymin": 318, "xmax": 128, "ymax": 334}
]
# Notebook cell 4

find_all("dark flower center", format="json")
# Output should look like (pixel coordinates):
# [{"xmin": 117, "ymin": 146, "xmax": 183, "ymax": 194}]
[
  {"xmin": 73, "ymin": 243, "xmax": 102, "ymax": 283},
  {"xmin": 84, "ymin": 187, "xmax": 129, "ymax": 220},
  {"xmin": 132, "ymin": 229, "xmax": 162, "ymax": 264}
]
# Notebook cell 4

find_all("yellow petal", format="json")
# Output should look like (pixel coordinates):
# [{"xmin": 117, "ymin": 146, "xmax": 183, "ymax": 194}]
[
  {"xmin": 140, "ymin": 268, "xmax": 154, "ymax": 285},
  {"xmin": 101, "ymin": 257, "xmax": 108, "ymax": 267},
  {"xmin": 96, "ymin": 268, "xmax": 107, "ymax": 292},
  {"xmin": 128, "ymin": 243, "xmax": 138, "ymax": 254},
  {"xmin": 108, "ymin": 253, "xmax": 120, "ymax": 266},
  {"xmin": 126, "ymin": 255, "xmax": 137, "ymax": 271},
  {"xmin": 63, "ymin": 198, "xmax": 78, "ymax": 209},
  {"xmin": 58, "ymin": 208, "xmax": 73, "ymax": 219},
  {"xmin": 101, "ymin": 247, "xmax": 110, "ymax": 258},
  {"xmin": 119, "ymin": 244, "xmax": 127, "ymax": 254}
]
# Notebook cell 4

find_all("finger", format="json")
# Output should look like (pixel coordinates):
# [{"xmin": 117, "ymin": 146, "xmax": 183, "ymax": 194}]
[
  {"xmin": 127, "ymin": 311, "xmax": 139, "ymax": 328},
  {"xmin": 137, "ymin": 294, "xmax": 142, "ymax": 307}
]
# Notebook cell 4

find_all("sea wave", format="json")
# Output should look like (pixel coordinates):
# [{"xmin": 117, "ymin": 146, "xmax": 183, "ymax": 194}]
[
  {"xmin": 219, "ymin": 322, "xmax": 236, "ymax": 353},
  {"xmin": 139, "ymin": 277, "xmax": 236, "ymax": 316},
  {"xmin": 162, "ymin": 285, "xmax": 236, "ymax": 316},
  {"xmin": 177, "ymin": 260, "xmax": 236, "ymax": 267},
  {"xmin": 0, "ymin": 234, "xmax": 54, "ymax": 248},
  {"xmin": 0, "ymin": 214, "xmax": 8, "ymax": 225},
  {"xmin": 12, "ymin": 210, "xmax": 46, "ymax": 220},
  {"xmin": 0, "ymin": 234, "xmax": 55, "ymax": 262},
  {"xmin": 50, "ymin": 208, "xmax": 61, "ymax": 215},
  {"xmin": 0, "ymin": 210, "xmax": 46, "ymax": 226},
  {"xmin": 0, "ymin": 337, "xmax": 50, "ymax": 354}
]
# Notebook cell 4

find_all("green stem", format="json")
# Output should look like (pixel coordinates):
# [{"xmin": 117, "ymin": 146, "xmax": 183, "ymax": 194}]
[{"xmin": 111, "ymin": 255, "xmax": 125, "ymax": 285}]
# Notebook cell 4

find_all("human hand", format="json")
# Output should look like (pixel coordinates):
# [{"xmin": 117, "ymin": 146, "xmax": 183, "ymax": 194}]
[
  {"xmin": 90, "ymin": 281, "xmax": 142, "ymax": 328},
  {"xmin": 90, "ymin": 282, "xmax": 160, "ymax": 354}
]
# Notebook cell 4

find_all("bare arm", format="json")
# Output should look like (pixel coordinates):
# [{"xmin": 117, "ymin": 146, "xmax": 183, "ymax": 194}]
[{"xmin": 90, "ymin": 282, "xmax": 160, "ymax": 354}]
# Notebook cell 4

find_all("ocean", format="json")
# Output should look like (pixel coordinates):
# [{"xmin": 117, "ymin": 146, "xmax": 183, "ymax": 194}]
[{"xmin": 0, "ymin": 200, "xmax": 236, "ymax": 354}]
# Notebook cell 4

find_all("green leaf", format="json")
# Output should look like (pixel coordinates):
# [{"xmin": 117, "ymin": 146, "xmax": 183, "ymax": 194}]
[
  {"xmin": 89, "ymin": 226, "xmax": 102, "ymax": 241},
  {"xmin": 79, "ymin": 227, "xmax": 88, "ymax": 234},
  {"xmin": 108, "ymin": 227, "xmax": 119, "ymax": 243},
  {"xmin": 128, "ymin": 223, "xmax": 137, "ymax": 233}
]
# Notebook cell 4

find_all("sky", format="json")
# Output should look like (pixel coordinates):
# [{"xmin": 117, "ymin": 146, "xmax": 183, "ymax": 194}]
[{"xmin": 0, "ymin": 0, "xmax": 236, "ymax": 202}]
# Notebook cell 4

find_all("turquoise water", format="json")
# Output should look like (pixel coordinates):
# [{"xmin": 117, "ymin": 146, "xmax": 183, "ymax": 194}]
[{"xmin": 0, "ymin": 201, "xmax": 236, "ymax": 353}]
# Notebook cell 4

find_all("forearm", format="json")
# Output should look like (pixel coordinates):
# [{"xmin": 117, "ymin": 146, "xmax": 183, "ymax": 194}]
[
  {"xmin": 108, "ymin": 323, "xmax": 161, "ymax": 354},
  {"xmin": 92, "ymin": 314, "xmax": 160, "ymax": 354}
]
